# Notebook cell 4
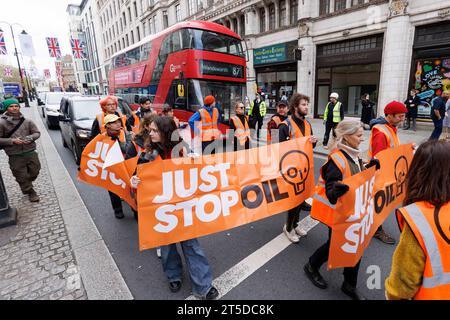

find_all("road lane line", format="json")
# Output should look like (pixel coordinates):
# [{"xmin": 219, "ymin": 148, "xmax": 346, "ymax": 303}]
[{"xmin": 186, "ymin": 198, "xmax": 319, "ymax": 300}]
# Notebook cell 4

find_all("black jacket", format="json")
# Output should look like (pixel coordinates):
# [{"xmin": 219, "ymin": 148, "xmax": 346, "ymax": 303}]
[{"xmin": 404, "ymin": 95, "xmax": 421, "ymax": 118}]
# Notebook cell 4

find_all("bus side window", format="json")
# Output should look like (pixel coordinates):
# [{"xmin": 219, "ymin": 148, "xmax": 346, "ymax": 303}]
[{"xmin": 172, "ymin": 31, "xmax": 182, "ymax": 52}]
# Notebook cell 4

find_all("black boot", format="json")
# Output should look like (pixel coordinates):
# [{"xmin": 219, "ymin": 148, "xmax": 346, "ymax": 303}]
[
  {"xmin": 341, "ymin": 281, "xmax": 367, "ymax": 300},
  {"xmin": 304, "ymin": 262, "xmax": 328, "ymax": 289},
  {"xmin": 114, "ymin": 209, "xmax": 125, "ymax": 219}
]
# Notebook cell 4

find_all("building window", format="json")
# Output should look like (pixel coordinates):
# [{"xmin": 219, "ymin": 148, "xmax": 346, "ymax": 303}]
[
  {"xmin": 128, "ymin": 7, "xmax": 132, "ymax": 21},
  {"xmin": 131, "ymin": 30, "xmax": 134, "ymax": 44},
  {"xmin": 319, "ymin": 0, "xmax": 330, "ymax": 15},
  {"xmin": 137, "ymin": 26, "xmax": 141, "ymax": 41},
  {"xmin": 290, "ymin": 0, "xmax": 298, "ymax": 25},
  {"xmin": 335, "ymin": 0, "xmax": 346, "ymax": 11},
  {"xmin": 269, "ymin": 4, "xmax": 275, "ymax": 31},
  {"xmin": 260, "ymin": 7, "xmax": 266, "ymax": 32},
  {"xmin": 123, "ymin": 12, "xmax": 126, "ymax": 25},
  {"xmin": 175, "ymin": 4, "xmax": 182, "ymax": 22},
  {"xmin": 149, "ymin": 18, "xmax": 153, "ymax": 34},
  {"xmin": 163, "ymin": 10, "xmax": 169, "ymax": 28},
  {"xmin": 118, "ymin": 41, "xmax": 121, "ymax": 50},
  {"xmin": 126, "ymin": 34, "xmax": 129, "ymax": 46},
  {"xmin": 240, "ymin": 14, "xmax": 245, "ymax": 38},
  {"xmin": 134, "ymin": 1, "xmax": 138, "ymax": 17},
  {"xmin": 279, "ymin": 0, "xmax": 287, "ymax": 27},
  {"xmin": 188, "ymin": 0, "xmax": 195, "ymax": 16},
  {"xmin": 152, "ymin": 15, "xmax": 157, "ymax": 33},
  {"xmin": 352, "ymin": 0, "xmax": 364, "ymax": 5}
]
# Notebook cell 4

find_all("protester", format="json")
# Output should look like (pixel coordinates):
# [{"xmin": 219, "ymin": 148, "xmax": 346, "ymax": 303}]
[
  {"xmin": 385, "ymin": 140, "xmax": 450, "ymax": 300},
  {"xmin": 266, "ymin": 100, "xmax": 289, "ymax": 144},
  {"xmin": 229, "ymin": 101, "xmax": 250, "ymax": 151},
  {"xmin": 249, "ymin": 93, "xmax": 267, "ymax": 140},
  {"xmin": 162, "ymin": 105, "xmax": 186, "ymax": 129},
  {"xmin": 91, "ymin": 96, "xmax": 127, "ymax": 138},
  {"xmin": 360, "ymin": 93, "xmax": 375, "ymax": 128},
  {"xmin": 126, "ymin": 96, "xmax": 155, "ymax": 133},
  {"xmin": 444, "ymin": 97, "xmax": 450, "ymax": 141},
  {"xmin": 278, "ymin": 93, "xmax": 318, "ymax": 242},
  {"xmin": 322, "ymin": 92, "xmax": 344, "ymax": 149},
  {"xmin": 130, "ymin": 116, "xmax": 219, "ymax": 300},
  {"xmin": 306, "ymin": 119, "xmax": 380, "ymax": 300},
  {"xmin": 403, "ymin": 89, "xmax": 421, "ymax": 131},
  {"xmin": 188, "ymin": 95, "xmax": 222, "ymax": 154},
  {"xmin": 0, "ymin": 99, "xmax": 41, "ymax": 202},
  {"xmin": 103, "ymin": 114, "xmax": 133, "ymax": 219},
  {"xmin": 126, "ymin": 113, "xmax": 157, "ymax": 163},
  {"xmin": 429, "ymin": 91, "xmax": 449, "ymax": 140},
  {"xmin": 368, "ymin": 101, "xmax": 407, "ymax": 245}
]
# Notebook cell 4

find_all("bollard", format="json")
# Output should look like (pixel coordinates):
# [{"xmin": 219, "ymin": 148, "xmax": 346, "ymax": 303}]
[{"xmin": 0, "ymin": 169, "xmax": 17, "ymax": 228}]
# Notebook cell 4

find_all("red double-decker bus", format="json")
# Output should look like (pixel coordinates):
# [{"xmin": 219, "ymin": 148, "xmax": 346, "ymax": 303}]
[{"xmin": 109, "ymin": 21, "xmax": 246, "ymax": 131}]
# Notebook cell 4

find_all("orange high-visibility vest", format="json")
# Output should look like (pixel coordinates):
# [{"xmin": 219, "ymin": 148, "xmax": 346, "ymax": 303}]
[
  {"xmin": 231, "ymin": 115, "xmax": 250, "ymax": 146},
  {"xmin": 103, "ymin": 130, "xmax": 126, "ymax": 144},
  {"xmin": 281, "ymin": 116, "xmax": 312, "ymax": 139},
  {"xmin": 97, "ymin": 112, "xmax": 128, "ymax": 134},
  {"xmin": 396, "ymin": 201, "xmax": 450, "ymax": 300},
  {"xmin": 310, "ymin": 150, "xmax": 352, "ymax": 227},
  {"xmin": 131, "ymin": 113, "xmax": 140, "ymax": 134},
  {"xmin": 132, "ymin": 141, "xmax": 144, "ymax": 157},
  {"xmin": 267, "ymin": 115, "xmax": 283, "ymax": 144},
  {"xmin": 198, "ymin": 108, "xmax": 221, "ymax": 142},
  {"xmin": 368, "ymin": 124, "xmax": 400, "ymax": 158}
]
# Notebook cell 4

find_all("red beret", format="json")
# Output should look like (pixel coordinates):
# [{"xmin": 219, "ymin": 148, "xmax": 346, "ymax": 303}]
[
  {"xmin": 384, "ymin": 101, "xmax": 408, "ymax": 115},
  {"xmin": 204, "ymin": 95, "xmax": 215, "ymax": 105}
]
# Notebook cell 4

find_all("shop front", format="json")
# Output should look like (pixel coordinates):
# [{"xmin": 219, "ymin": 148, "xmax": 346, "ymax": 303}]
[
  {"xmin": 315, "ymin": 34, "xmax": 384, "ymax": 118},
  {"xmin": 410, "ymin": 21, "xmax": 450, "ymax": 119},
  {"xmin": 254, "ymin": 41, "xmax": 298, "ymax": 112}
]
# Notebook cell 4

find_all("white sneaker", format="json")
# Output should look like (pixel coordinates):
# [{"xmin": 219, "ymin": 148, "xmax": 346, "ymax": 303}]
[
  {"xmin": 283, "ymin": 225, "xmax": 300, "ymax": 243},
  {"xmin": 295, "ymin": 225, "xmax": 307, "ymax": 237},
  {"xmin": 156, "ymin": 248, "xmax": 162, "ymax": 259}
]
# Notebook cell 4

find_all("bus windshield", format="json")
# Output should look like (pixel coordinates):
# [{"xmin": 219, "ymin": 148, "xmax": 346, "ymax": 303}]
[
  {"xmin": 187, "ymin": 79, "xmax": 244, "ymax": 122},
  {"xmin": 190, "ymin": 29, "xmax": 245, "ymax": 58}
]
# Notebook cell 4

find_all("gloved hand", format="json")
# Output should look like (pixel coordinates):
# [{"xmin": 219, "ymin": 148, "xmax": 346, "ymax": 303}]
[
  {"xmin": 366, "ymin": 158, "xmax": 380, "ymax": 170},
  {"xmin": 333, "ymin": 182, "xmax": 350, "ymax": 199}
]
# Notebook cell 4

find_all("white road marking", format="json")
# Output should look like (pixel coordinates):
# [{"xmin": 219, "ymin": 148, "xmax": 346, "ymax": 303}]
[{"xmin": 186, "ymin": 198, "xmax": 320, "ymax": 300}]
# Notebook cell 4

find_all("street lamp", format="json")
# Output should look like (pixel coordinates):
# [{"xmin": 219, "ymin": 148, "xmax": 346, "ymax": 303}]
[{"xmin": 0, "ymin": 21, "xmax": 30, "ymax": 108}]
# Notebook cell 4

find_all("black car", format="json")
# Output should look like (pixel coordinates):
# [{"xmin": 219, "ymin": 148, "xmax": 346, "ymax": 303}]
[{"xmin": 59, "ymin": 96, "xmax": 134, "ymax": 164}]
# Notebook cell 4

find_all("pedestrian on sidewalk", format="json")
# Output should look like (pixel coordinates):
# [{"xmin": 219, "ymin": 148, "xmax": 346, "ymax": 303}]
[
  {"xmin": 249, "ymin": 93, "xmax": 267, "ymax": 141},
  {"xmin": 385, "ymin": 140, "xmax": 450, "ymax": 300},
  {"xmin": 188, "ymin": 95, "xmax": 222, "ymax": 155},
  {"xmin": 444, "ymin": 97, "xmax": 450, "ymax": 140},
  {"xmin": 126, "ymin": 96, "xmax": 155, "ymax": 134},
  {"xmin": 229, "ymin": 101, "xmax": 250, "ymax": 151},
  {"xmin": 91, "ymin": 96, "xmax": 127, "ymax": 139},
  {"xmin": 129, "ymin": 116, "xmax": 219, "ymax": 300},
  {"xmin": 403, "ymin": 88, "xmax": 421, "ymax": 131},
  {"xmin": 266, "ymin": 100, "xmax": 289, "ymax": 144},
  {"xmin": 368, "ymin": 101, "xmax": 408, "ymax": 245},
  {"xmin": 0, "ymin": 99, "xmax": 41, "ymax": 202},
  {"xmin": 306, "ymin": 119, "xmax": 380, "ymax": 300},
  {"xmin": 360, "ymin": 93, "xmax": 375, "ymax": 128},
  {"xmin": 103, "ymin": 114, "xmax": 133, "ymax": 219},
  {"xmin": 322, "ymin": 92, "xmax": 344, "ymax": 149},
  {"xmin": 278, "ymin": 93, "xmax": 318, "ymax": 243},
  {"xmin": 429, "ymin": 91, "xmax": 449, "ymax": 141}
]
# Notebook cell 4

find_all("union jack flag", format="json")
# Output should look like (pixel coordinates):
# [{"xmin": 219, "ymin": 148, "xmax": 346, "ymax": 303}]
[
  {"xmin": 46, "ymin": 37, "xmax": 61, "ymax": 58},
  {"xmin": 0, "ymin": 31, "xmax": 7, "ymax": 55},
  {"xmin": 44, "ymin": 69, "xmax": 51, "ymax": 79},
  {"xmin": 4, "ymin": 67, "xmax": 12, "ymax": 77},
  {"xmin": 71, "ymin": 38, "xmax": 86, "ymax": 59}
]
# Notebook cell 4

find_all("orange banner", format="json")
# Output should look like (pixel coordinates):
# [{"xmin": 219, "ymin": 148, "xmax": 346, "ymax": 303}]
[
  {"xmin": 328, "ymin": 144, "xmax": 414, "ymax": 269},
  {"xmin": 78, "ymin": 134, "xmax": 137, "ymax": 210},
  {"xmin": 137, "ymin": 138, "xmax": 314, "ymax": 250}
]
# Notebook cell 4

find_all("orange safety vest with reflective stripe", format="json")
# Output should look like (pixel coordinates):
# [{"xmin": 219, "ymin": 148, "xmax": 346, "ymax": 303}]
[
  {"xmin": 396, "ymin": 201, "xmax": 450, "ymax": 300},
  {"xmin": 103, "ymin": 130, "xmax": 126, "ymax": 144},
  {"xmin": 231, "ymin": 115, "xmax": 250, "ymax": 146},
  {"xmin": 281, "ymin": 116, "xmax": 312, "ymax": 139},
  {"xmin": 97, "ymin": 113, "xmax": 128, "ymax": 134},
  {"xmin": 267, "ymin": 115, "xmax": 283, "ymax": 144},
  {"xmin": 368, "ymin": 124, "xmax": 400, "ymax": 159},
  {"xmin": 310, "ymin": 150, "xmax": 352, "ymax": 227},
  {"xmin": 198, "ymin": 108, "xmax": 221, "ymax": 142},
  {"xmin": 131, "ymin": 113, "xmax": 140, "ymax": 134}
]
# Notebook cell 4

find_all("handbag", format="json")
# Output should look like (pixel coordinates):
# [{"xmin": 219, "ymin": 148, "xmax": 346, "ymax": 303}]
[{"xmin": 0, "ymin": 118, "xmax": 25, "ymax": 150}]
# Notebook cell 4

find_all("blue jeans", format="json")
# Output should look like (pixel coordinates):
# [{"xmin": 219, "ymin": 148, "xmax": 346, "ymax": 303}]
[
  {"xmin": 430, "ymin": 118, "xmax": 443, "ymax": 140},
  {"xmin": 161, "ymin": 238, "xmax": 213, "ymax": 297}
]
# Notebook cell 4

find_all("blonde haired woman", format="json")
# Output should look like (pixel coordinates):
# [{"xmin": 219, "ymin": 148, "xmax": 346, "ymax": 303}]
[{"xmin": 306, "ymin": 119, "xmax": 380, "ymax": 300}]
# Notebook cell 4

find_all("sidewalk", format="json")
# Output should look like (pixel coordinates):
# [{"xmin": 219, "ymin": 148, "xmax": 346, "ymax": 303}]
[{"xmin": 0, "ymin": 103, "xmax": 132, "ymax": 300}]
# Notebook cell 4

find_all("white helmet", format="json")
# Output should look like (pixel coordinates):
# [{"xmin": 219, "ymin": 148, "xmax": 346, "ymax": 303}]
[{"xmin": 330, "ymin": 92, "xmax": 339, "ymax": 99}]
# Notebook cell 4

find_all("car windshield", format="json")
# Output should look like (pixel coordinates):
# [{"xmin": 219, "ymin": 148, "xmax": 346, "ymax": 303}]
[
  {"xmin": 46, "ymin": 93, "xmax": 65, "ymax": 105},
  {"xmin": 72, "ymin": 100, "xmax": 102, "ymax": 120}
]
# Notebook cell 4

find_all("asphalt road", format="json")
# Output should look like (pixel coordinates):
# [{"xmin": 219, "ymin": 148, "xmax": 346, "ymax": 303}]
[{"xmin": 44, "ymin": 119, "xmax": 399, "ymax": 300}]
